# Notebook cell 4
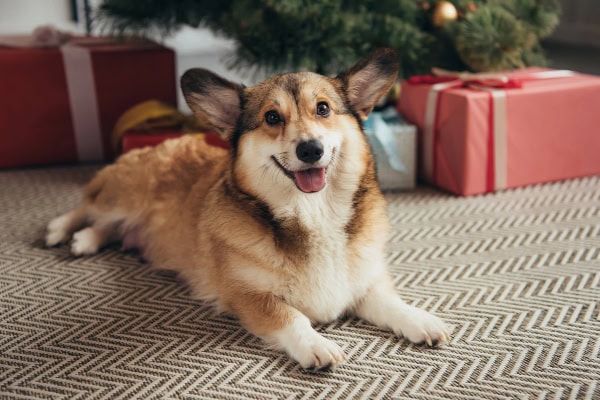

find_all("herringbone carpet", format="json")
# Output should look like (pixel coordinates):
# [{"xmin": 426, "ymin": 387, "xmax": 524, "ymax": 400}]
[{"xmin": 1, "ymin": 165, "xmax": 598, "ymax": 400}]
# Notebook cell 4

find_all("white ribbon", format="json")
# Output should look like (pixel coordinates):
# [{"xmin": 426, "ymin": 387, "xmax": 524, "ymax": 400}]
[
  {"xmin": 60, "ymin": 43, "xmax": 104, "ymax": 162},
  {"xmin": 478, "ymin": 87, "xmax": 507, "ymax": 191}
]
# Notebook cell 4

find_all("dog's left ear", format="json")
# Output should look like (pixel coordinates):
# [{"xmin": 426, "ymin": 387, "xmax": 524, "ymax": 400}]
[
  {"xmin": 337, "ymin": 48, "xmax": 400, "ymax": 120},
  {"xmin": 181, "ymin": 68, "xmax": 244, "ymax": 141}
]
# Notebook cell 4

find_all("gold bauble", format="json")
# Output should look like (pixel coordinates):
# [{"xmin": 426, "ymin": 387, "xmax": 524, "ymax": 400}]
[{"xmin": 432, "ymin": 1, "xmax": 458, "ymax": 27}]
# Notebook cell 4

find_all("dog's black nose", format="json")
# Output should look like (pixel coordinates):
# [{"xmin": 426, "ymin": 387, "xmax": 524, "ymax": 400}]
[{"xmin": 296, "ymin": 140, "xmax": 324, "ymax": 164}]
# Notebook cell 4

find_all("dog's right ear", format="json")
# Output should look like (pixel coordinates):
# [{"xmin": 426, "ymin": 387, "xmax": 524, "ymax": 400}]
[
  {"xmin": 337, "ymin": 48, "xmax": 399, "ymax": 120},
  {"xmin": 181, "ymin": 69, "xmax": 244, "ymax": 141}
]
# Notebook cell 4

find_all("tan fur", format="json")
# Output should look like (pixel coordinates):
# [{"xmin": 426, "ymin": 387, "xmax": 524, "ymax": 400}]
[
  {"xmin": 226, "ymin": 289, "xmax": 294, "ymax": 336},
  {"xmin": 47, "ymin": 49, "xmax": 450, "ymax": 370}
]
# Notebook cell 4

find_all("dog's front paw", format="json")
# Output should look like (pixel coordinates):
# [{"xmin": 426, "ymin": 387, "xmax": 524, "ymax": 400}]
[
  {"xmin": 46, "ymin": 215, "xmax": 71, "ymax": 246},
  {"xmin": 71, "ymin": 228, "xmax": 101, "ymax": 256},
  {"xmin": 394, "ymin": 306, "xmax": 451, "ymax": 347},
  {"xmin": 272, "ymin": 322, "xmax": 348, "ymax": 372},
  {"xmin": 293, "ymin": 334, "xmax": 348, "ymax": 372},
  {"xmin": 46, "ymin": 229, "xmax": 68, "ymax": 247}
]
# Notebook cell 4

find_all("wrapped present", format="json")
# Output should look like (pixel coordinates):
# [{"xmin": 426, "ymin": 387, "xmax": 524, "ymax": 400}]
[
  {"xmin": 364, "ymin": 107, "xmax": 416, "ymax": 190},
  {"xmin": 0, "ymin": 29, "xmax": 176, "ymax": 168},
  {"xmin": 398, "ymin": 68, "xmax": 600, "ymax": 196}
]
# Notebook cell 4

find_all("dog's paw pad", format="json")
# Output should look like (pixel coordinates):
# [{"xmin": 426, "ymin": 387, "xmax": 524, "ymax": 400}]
[
  {"xmin": 71, "ymin": 228, "xmax": 101, "ymax": 256},
  {"xmin": 395, "ymin": 306, "xmax": 451, "ymax": 347}
]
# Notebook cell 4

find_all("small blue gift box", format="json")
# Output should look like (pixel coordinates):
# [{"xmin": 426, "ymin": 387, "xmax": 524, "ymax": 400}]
[{"xmin": 363, "ymin": 107, "xmax": 416, "ymax": 190}]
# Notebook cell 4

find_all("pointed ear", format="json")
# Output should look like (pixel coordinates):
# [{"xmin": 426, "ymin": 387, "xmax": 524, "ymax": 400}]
[
  {"xmin": 337, "ymin": 48, "xmax": 400, "ymax": 120},
  {"xmin": 181, "ymin": 68, "xmax": 244, "ymax": 141}
]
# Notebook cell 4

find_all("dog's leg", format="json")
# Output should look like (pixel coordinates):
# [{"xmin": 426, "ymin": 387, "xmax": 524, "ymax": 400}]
[
  {"xmin": 353, "ymin": 278, "xmax": 451, "ymax": 347},
  {"xmin": 46, "ymin": 207, "xmax": 88, "ymax": 247},
  {"xmin": 228, "ymin": 292, "xmax": 347, "ymax": 371},
  {"xmin": 70, "ymin": 215, "xmax": 121, "ymax": 256}
]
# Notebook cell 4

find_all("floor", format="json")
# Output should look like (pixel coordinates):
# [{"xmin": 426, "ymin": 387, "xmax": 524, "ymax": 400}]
[{"xmin": 1, "ymin": 166, "xmax": 598, "ymax": 399}]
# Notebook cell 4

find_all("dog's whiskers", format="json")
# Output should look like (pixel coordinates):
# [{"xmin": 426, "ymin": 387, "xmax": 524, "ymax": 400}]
[
  {"xmin": 329, "ymin": 148, "xmax": 340, "ymax": 170},
  {"xmin": 273, "ymin": 152, "xmax": 291, "ymax": 170}
]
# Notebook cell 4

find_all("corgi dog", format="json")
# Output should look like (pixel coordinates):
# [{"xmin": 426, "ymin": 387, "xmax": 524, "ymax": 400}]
[{"xmin": 46, "ymin": 49, "xmax": 450, "ymax": 371}]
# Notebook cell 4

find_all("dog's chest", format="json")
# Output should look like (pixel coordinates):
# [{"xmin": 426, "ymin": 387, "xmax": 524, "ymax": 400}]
[
  {"xmin": 283, "ymin": 235, "xmax": 354, "ymax": 323},
  {"xmin": 269, "ymin": 188, "xmax": 374, "ymax": 322},
  {"xmin": 279, "ymin": 203, "xmax": 356, "ymax": 322}
]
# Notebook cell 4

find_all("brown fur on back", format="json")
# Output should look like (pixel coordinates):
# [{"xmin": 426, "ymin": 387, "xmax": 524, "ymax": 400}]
[{"xmin": 85, "ymin": 136, "xmax": 228, "ymax": 270}]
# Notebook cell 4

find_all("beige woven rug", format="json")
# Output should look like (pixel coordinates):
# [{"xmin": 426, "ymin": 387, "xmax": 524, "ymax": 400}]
[{"xmin": 1, "ymin": 165, "xmax": 598, "ymax": 399}]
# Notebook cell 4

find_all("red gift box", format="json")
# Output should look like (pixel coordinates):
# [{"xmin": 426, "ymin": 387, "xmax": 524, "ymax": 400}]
[
  {"xmin": 122, "ymin": 131, "xmax": 229, "ymax": 154},
  {"xmin": 0, "ymin": 37, "xmax": 176, "ymax": 168},
  {"xmin": 398, "ymin": 68, "xmax": 600, "ymax": 196}
]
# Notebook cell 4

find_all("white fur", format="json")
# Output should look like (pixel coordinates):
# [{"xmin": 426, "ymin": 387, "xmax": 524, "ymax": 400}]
[
  {"xmin": 47, "ymin": 208, "xmax": 126, "ymax": 256},
  {"xmin": 46, "ymin": 208, "xmax": 86, "ymax": 247},
  {"xmin": 354, "ymin": 283, "xmax": 451, "ymax": 346},
  {"xmin": 267, "ymin": 312, "xmax": 347, "ymax": 370},
  {"xmin": 71, "ymin": 227, "xmax": 105, "ymax": 256}
]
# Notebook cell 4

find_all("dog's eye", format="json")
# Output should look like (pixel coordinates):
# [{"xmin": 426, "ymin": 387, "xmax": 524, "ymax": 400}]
[
  {"xmin": 265, "ymin": 110, "xmax": 282, "ymax": 126},
  {"xmin": 316, "ymin": 102, "xmax": 330, "ymax": 117}
]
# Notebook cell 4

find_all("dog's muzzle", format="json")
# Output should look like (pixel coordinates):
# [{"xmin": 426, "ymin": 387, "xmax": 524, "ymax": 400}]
[{"xmin": 272, "ymin": 139, "xmax": 328, "ymax": 193}]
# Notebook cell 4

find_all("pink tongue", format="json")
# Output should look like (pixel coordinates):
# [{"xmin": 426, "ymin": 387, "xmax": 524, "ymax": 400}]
[{"xmin": 293, "ymin": 168, "xmax": 326, "ymax": 193}]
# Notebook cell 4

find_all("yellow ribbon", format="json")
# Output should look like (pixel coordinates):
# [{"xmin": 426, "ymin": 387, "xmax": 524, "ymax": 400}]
[{"xmin": 112, "ymin": 100, "xmax": 211, "ymax": 152}]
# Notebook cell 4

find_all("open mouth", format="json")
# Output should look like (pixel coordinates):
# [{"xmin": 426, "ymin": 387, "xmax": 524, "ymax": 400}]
[{"xmin": 271, "ymin": 156, "xmax": 327, "ymax": 193}]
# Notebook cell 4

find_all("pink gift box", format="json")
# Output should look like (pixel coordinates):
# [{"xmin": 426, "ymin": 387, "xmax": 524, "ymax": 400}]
[{"xmin": 397, "ymin": 68, "xmax": 600, "ymax": 196}]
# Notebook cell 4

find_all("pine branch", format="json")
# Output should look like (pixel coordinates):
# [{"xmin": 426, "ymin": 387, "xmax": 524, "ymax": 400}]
[{"xmin": 96, "ymin": 0, "xmax": 561, "ymax": 76}]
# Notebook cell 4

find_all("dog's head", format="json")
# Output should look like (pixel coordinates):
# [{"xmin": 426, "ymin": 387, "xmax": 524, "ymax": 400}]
[{"xmin": 181, "ymin": 49, "xmax": 398, "ymax": 197}]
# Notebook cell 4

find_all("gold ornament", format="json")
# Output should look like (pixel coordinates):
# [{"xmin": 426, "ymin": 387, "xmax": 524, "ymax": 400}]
[{"xmin": 432, "ymin": 1, "xmax": 458, "ymax": 27}]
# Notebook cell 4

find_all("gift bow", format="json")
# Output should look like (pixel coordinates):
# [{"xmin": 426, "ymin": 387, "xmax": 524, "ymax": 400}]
[{"xmin": 408, "ymin": 68, "xmax": 574, "ymax": 192}]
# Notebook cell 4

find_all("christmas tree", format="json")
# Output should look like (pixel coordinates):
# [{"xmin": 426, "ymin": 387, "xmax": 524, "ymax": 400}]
[{"xmin": 98, "ymin": 0, "xmax": 560, "ymax": 78}]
